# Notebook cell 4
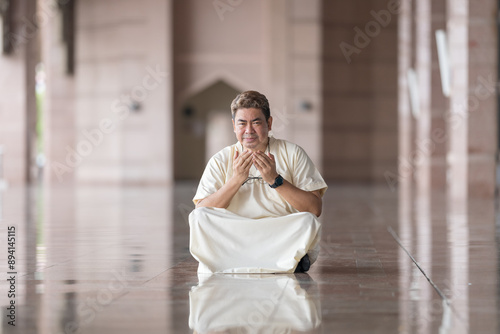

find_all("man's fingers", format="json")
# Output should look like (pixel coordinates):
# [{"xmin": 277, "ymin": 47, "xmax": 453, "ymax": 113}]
[
  {"xmin": 252, "ymin": 154, "xmax": 264, "ymax": 166},
  {"xmin": 235, "ymin": 150, "xmax": 250, "ymax": 165},
  {"xmin": 234, "ymin": 150, "xmax": 252, "ymax": 170},
  {"xmin": 239, "ymin": 150, "xmax": 250, "ymax": 160},
  {"xmin": 253, "ymin": 151, "xmax": 271, "ymax": 165},
  {"xmin": 242, "ymin": 151, "xmax": 253, "ymax": 162},
  {"xmin": 242, "ymin": 154, "xmax": 254, "ymax": 169},
  {"xmin": 253, "ymin": 159, "xmax": 264, "ymax": 175}
]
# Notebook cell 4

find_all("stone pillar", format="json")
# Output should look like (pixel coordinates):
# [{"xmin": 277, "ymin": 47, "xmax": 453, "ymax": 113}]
[
  {"xmin": 41, "ymin": 0, "xmax": 75, "ymax": 185},
  {"xmin": 466, "ymin": 2, "xmax": 498, "ymax": 333},
  {"xmin": 397, "ymin": 0, "xmax": 412, "ymax": 191},
  {"xmin": 323, "ymin": 0, "xmax": 375, "ymax": 182},
  {"xmin": 446, "ymin": 2, "xmax": 470, "ymax": 333},
  {"xmin": 59, "ymin": 0, "xmax": 173, "ymax": 185},
  {"xmin": 287, "ymin": 0, "xmax": 323, "ymax": 169},
  {"xmin": 0, "ymin": 0, "xmax": 38, "ymax": 185},
  {"xmin": 323, "ymin": 0, "xmax": 399, "ymax": 183},
  {"xmin": 415, "ymin": 0, "xmax": 432, "ymax": 194},
  {"xmin": 466, "ymin": 0, "xmax": 497, "ymax": 197},
  {"xmin": 369, "ymin": 0, "xmax": 398, "ymax": 184},
  {"xmin": 430, "ymin": 0, "xmax": 448, "ymax": 191},
  {"xmin": 397, "ymin": 1, "xmax": 413, "ymax": 331},
  {"xmin": 447, "ymin": 0, "xmax": 469, "ymax": 202},
  {"xmin": 414, "ymin": 3, "xmax": 433, "ymax": 332}
]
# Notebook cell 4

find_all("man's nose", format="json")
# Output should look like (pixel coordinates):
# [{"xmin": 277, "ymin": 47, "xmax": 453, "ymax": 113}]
[{"xmin": 245, "ymin": 124, "xmax": 255, "ymax": 133}]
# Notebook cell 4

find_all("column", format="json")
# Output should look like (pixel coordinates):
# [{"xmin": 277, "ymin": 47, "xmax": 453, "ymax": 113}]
[
  {"xmin": 397, "ymin": 0, "xmax": 413, "ymax": 330},
  {"xmin": 0, "ymin": 0, "xmax": 38, "ymax": 184},
  {"xmin": 41, "ymin": 0, "xmax": 75, "ymax": 185}
]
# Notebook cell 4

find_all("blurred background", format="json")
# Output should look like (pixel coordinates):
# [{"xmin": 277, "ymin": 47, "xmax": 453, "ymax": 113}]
[{"xmin": 0, "ymin": 0, "xmax": 497, "ymax": 195}]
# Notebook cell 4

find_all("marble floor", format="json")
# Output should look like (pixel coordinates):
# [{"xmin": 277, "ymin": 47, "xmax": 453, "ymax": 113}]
[{"xmin": 0, "ymin": 181, "xmax": 498, "ymax": 333}]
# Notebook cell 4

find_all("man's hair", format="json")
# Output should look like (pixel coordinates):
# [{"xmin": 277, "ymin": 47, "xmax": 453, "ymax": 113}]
[{"xmin": 230, "ymin": 90, "xmax": 271, "ymax": 121}]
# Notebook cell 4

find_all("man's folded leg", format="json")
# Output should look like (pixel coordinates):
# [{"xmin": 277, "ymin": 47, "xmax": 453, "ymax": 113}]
[{"xmin": 189, "ymin": 207, "xmax": 321, "ymax": 274}]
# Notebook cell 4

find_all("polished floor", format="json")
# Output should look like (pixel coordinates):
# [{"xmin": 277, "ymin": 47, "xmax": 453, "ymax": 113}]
[{"xmin": 0, "ymin": 181, "xmax": 498, "ymax": 333}]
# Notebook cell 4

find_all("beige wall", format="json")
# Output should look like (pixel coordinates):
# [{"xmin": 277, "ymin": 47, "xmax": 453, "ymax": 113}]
[
  {"xmin": 72, "ymin": 0, "xmax": 172, "ymax": 185},
  {"xmin": 322, "ymin": 0, "xmax": 399, "ymax": 182}
]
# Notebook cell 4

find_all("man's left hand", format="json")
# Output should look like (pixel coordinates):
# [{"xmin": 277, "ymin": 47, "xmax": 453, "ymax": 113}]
[{"xmin": 252, "ymin": 151, "xmax": 279, "ymax": 184}]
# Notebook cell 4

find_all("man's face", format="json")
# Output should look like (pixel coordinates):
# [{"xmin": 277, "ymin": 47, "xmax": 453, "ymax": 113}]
[{"xmin": 232, "ymin": 108, "xmax": 273, "ymax": 152}]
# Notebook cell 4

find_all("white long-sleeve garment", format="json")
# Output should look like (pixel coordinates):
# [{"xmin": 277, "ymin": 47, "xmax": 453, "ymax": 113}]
[{"xmin": 190, "ymin": 136, "xmax": 328, "ymax": 273}]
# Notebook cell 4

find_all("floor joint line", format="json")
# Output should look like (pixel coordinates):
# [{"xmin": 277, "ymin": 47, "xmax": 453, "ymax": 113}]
[
  {"xmin": 388, "ymin": 225, "xmax": 471, "ymax": 328},
  {"xmin": 387, "ymin": 226, "xmax": 450, "ymax": 304}
]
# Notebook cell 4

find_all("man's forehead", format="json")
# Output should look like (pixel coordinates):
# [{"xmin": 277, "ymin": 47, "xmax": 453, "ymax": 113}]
[{"xmin": 234, "ymin": 108, "xmax": 266, "ymax": 120}]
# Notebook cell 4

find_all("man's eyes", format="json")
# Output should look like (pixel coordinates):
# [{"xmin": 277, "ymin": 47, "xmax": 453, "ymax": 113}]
[{"xmin": 238, "ymin": 122, "xmax": 262, "ymax": 126}]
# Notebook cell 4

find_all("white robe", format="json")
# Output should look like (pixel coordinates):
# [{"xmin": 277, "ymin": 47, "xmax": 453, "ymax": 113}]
[
  {"xmin": 189, "ymin": 207, "xmax": 321, "ymax": 273},
  {"xmin": 190, "ymin": 137, "xmax": 327, "ymax": 273}
]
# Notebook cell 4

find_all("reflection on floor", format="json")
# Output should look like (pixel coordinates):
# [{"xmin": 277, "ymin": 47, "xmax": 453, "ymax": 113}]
[{"xmin": 0, "ymin": 182, "xmax": 498, "ymax": 333}]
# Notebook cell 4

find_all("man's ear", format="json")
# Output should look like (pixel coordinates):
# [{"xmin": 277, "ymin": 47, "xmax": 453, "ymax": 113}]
[
  {"xmin": 267, "ymin": 116, "xmax": 273, "ymax": 131},
  {"xmin": 232, "ymin": 118, "xmax": 236, "ymax": 133}
]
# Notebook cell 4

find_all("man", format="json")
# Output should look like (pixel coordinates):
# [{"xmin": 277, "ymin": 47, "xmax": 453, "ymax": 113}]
[{"xmin": 189, "ymin": 90, "xmax": 327, "ymax": 273}]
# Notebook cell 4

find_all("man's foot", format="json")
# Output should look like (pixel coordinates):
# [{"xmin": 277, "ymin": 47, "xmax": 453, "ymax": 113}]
[{"xmin": 294, "ymin": 254, "xmax": 311, "ymax": 273}]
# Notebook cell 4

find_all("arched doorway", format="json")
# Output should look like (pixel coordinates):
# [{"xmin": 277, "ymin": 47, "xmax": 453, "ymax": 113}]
[{"xmin": 174, "ymin": 80, "xmax": 240, "ymax": 180}]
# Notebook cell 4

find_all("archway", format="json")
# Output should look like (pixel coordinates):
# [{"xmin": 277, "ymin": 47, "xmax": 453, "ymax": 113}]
[{"xmin": 174, "ymin": 80, "xmax": 240, "ymax": 180}]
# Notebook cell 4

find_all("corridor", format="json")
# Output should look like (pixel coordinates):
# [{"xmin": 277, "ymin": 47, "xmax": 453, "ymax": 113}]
[{"xmin": 0, "ymin": 182, "xmax": 497, "ymax": 333}]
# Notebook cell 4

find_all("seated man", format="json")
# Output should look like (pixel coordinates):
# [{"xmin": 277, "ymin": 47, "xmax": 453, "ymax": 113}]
[{"xmin": 189, "ymin": 90, "xmax": 327, "ymax": 273}]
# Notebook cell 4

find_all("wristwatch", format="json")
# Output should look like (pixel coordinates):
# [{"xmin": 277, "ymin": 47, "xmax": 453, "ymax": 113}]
[{"xmin": 269, "ymin": 174, "xmax": 284, "ymax": 189}]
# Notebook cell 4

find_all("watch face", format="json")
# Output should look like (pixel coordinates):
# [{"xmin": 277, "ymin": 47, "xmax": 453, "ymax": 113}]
[
  {"xmin": 270, "ymin": 175, "xmax": 283, "ymax": 188},
  {"xmin": 276, "ymin": 175, "xmax": 283, "ymax": 186}
]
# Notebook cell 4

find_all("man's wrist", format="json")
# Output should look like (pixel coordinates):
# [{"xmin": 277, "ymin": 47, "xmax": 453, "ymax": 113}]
[
  {"xmin": 264, "ymin": 173, "xmax": 279, "ymax": 185},
  {"xmin": 230, "ymin": 174, "xmax": 247, "ymax": 187},
  {"xmin": 269, "ymin": 174, "xmax": 284, "ymax": 189}
]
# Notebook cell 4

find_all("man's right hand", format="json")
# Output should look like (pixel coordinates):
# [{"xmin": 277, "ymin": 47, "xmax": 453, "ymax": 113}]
[
  {"xmin": 196, "ymin": 149, "xmax": 253, "ymax": 209},
  {"xmin": 232, "ymin": 149, "xmax": 253, "ymax": 184}
]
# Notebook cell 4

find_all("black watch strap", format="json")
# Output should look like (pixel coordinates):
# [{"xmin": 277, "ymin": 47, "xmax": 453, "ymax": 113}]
[{"xmin": 269, "ymin": 175, "xmax": 284, "ymax": 189}]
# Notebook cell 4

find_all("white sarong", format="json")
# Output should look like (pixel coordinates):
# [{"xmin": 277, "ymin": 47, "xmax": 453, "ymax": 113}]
[{"xmin": 189, "ymin": 207, "xmax": 321, "ymax": 273}]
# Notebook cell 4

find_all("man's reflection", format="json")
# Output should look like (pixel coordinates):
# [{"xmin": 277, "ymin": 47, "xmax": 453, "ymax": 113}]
[{"xmin": 189, "ymin": 274, "xmax": 321, "ymax": 333}]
